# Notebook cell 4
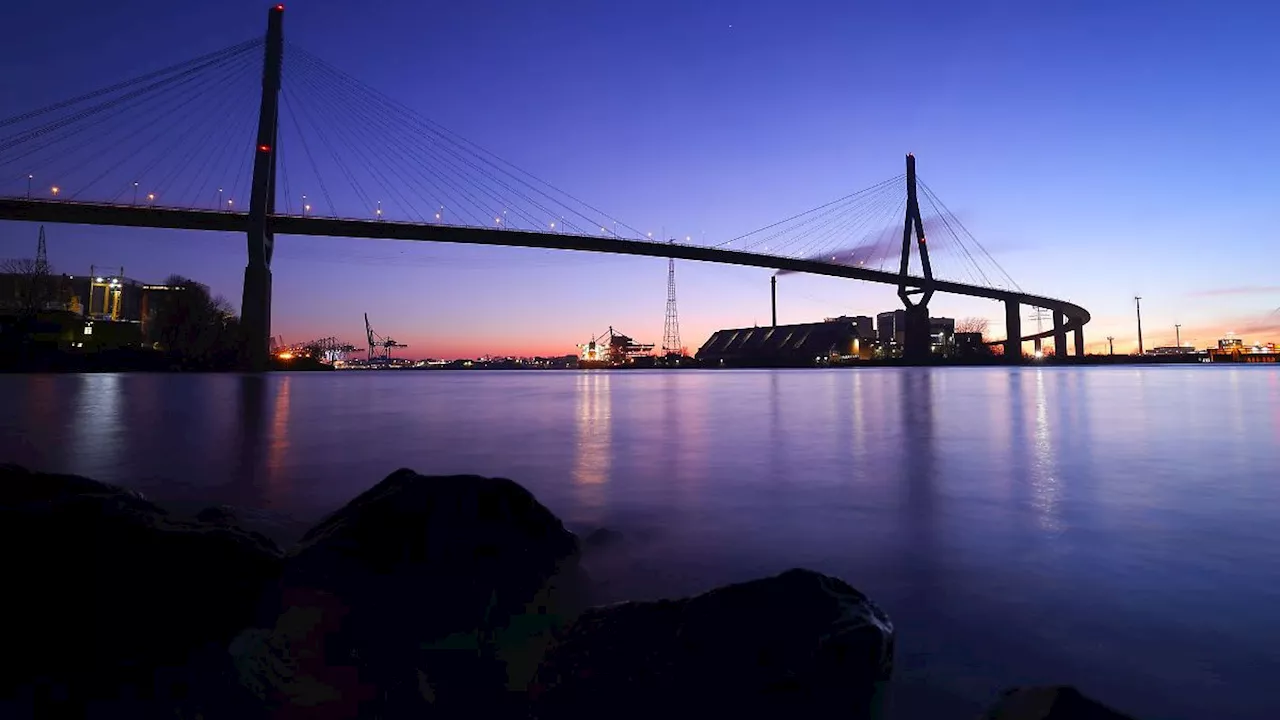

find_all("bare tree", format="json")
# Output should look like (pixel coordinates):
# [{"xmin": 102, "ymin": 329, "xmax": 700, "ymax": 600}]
[
  {"xmin": 1, "ymin": 257, "xmax": 67, "ymax": 316},
  {"xmin": 955, "ymin": 316, "xmax": 990, "ymax": 337}
]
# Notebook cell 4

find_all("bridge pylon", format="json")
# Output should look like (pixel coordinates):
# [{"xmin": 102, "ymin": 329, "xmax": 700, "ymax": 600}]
[
  {"xmin": 896, "ymin": 154, "xmax": 934, "ymax": 362},
  {"xmin": 241, "ymin": 4, "xmax": 284, "ymax": 371}
]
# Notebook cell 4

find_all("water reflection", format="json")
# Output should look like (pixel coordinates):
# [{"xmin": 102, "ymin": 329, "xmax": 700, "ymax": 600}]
[
  {"xmin": 1031, "ymin": 370, "xmax": 1062, "ymax": 534},
  {"xmin": 267, "ymin": 375, "xmax": 292, "ymax": 500},
  {"xmin": 571, "ymin": 373, "xmax": 611, "ymax": 521},
  {"xmin": 900, "ymin": 371, "xmax": 938, "ymax": 579},
  {"xmin": 232, "ymin": 375, "xmax": 270, "ymax": 507},
  {"xmin": 68, "ymin": 374, "xmax": 124, "ymax": 478}
]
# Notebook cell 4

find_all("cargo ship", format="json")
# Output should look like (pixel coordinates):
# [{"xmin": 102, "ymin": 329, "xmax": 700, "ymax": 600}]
[{"xmin": 578, "ymin": 327, "xmax": 655, "ymax": 368}]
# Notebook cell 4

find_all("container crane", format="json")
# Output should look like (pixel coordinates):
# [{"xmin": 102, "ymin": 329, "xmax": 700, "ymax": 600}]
[{"xmin": 364, "ymin": 313, "xmax": 407, "ymax": 364}]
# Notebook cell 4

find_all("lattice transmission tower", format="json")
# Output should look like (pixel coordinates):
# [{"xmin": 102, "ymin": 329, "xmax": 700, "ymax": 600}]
[
  {"xmin": 662, "ymin": 239, "xmax": 682, "ymax": 355},
  {"xmin": 35, "ymin": 225, "xmax": 48, "ymax": 273}
]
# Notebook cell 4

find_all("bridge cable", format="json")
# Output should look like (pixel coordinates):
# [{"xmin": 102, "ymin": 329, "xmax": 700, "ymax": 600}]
[
  {"xmin": 280, "ymin": 83, "xmax": 338, "ymax": 220},
  {"xmin": 93, "ymin": 50, "xmax": 261, "ymax": 203},
  {"xmin": 714, "ymin": 174, "xmax": 903, "ymax": 250},
  {"xmin": 0, "ymin": 41, "xmax": 262, "ymax": 153},
  {"xmin": 286, "ymin": 43, "xmax": 645, "ymax": 239},
  {"xmin": 0, "ymin": 42, "xmax": 260, "ymax": 184},
  {"xmin": 0, "ymin": 38, "xmax": 262, "ymax": 131},
  {"xmin": 286, "ymin": 52, "xmax": 559, "ymax": 229},
  {"xmin": 283, "ymin": 59, "xmax": 452, "ymax": 223},
  {"xmin": 291, "ymin": 48, "xmax": 586, "ymax": 231},
  {"xmin": 919, "ymin": 178, "xmax": 1021, "ymax": 291}
]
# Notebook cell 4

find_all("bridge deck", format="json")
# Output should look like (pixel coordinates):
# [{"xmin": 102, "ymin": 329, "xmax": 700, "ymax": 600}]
[{"xmin": 0, "ymin": 198, "xmax": 1089, "ymax": 342}]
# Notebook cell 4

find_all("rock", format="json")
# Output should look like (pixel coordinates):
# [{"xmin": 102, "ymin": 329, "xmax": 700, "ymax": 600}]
[
  {"xmin": 583, "ymin": 527, "xmax": 622, "ymax": 549},
  {"xmin": 241, "ymin": 469, "xmax": 582, "ymax": 716},
  {"xmin": 982, "ymin": 686, "xmax": 1139, "ymax": 719},
  {"xmin": 196, "ymin": 504, "xmax": 239, "ymax": 524},
  {"xmin": 0, "ymin": 464, "xmax": 283, "ymax": 717},
  {"xmin": 529, "ymin": 567, "xmax": 894, "ymax": 720}
]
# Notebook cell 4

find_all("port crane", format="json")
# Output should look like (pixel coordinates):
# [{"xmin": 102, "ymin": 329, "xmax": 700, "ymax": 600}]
[
  {"xmin": 364, "ymin": 313, "xmax": 407, "ymax": 364},
  {"xmin": 578, "ymin": 327, "xmax": 654, "ymax": 364}
]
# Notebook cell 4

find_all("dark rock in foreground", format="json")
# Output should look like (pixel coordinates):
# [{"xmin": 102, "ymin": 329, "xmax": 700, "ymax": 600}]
[
  {"xmin": 529, "ymin": 567, "xmax": 895, "ymax": 720},
  {"xmin": 0, "ymin": 464, "xmax": 282, "ymax": 718},
  {"xmin": 982, "ymin": 686, "xmax": 1139, "ymax": 719},
  {"xmin": 3, "ymin": 463, "xmax": 1135, "ymax": 720},
  {"xmin": 237, "ymin": 469, "xmax": 583, "ymax": 717}
]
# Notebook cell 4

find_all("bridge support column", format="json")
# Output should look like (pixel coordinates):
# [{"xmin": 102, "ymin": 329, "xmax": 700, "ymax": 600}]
[
  {"xmin": 896, "ymin": 154, "xmax": 935, "ymax": 364},
  {"xmin": 241, "ymin": 5, "xmax": 284, "ymax": 372},
  {"xmin": 1074, "ymin": 327, "xmax": 1085, "ymax": 359},
  {"xmin": 1053, "ymin": 311, "xmax": 1067, "ymax": 359},
  {"xmin": 1004, "ymin": 300, "xmax": 1021, "ymax": 363},
  {"xmin": 902, "ymin": 304, "xmax": 931, "ymax": 363}
]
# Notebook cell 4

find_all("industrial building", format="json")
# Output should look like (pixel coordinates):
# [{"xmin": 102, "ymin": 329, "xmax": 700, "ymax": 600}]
[
  {"xmin": 877, "ymin": 310, "xmax": 956, "ymax": 357},
  {"xmin": 696, "ymin": 319, "xmax": 873, "ymax": 367}
]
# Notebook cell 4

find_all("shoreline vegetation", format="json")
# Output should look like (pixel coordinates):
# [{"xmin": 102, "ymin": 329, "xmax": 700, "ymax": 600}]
[{"xmin": 2, "ymin": 463, "xmax": 1138, "ymax": 718}]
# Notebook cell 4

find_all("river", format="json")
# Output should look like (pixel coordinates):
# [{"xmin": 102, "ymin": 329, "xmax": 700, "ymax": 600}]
[{"xmin": 3, "ymin": 367, "xmax": 1279, "ymax": 718}]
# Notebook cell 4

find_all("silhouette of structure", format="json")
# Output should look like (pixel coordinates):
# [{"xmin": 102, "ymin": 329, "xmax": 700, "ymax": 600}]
[
  {"xmin": 364, "ymin": 313, "xmax": 406, "ymax": 364},
  {"xmin": 662, "ymin": 239, "xmax": 682, "ymax": 355},
  {"xmin": 1135, "ymin": 296, "xmax": 1144, "ymax": 355},
  {"xmin": 0, "ymin": 6, "xmax": 1091, "ymax": 368},
  {"xmin": 34, "ymin": 226, "xmax": 48, "ymax": 274},
  {"xmin": 896, "ymin": 154, "xmax": 934, "ymax": 363},
  {"xmin": 242, "ymin": 5, "xmax": 284, "ymax": 371},
  {"xmin": 770, "ymin": 275, "xmax": 778, "ymax": 327}
]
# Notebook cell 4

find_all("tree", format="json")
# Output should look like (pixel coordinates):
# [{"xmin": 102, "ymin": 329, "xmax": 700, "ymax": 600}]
[
  {"xmin": 1, "ymin": 257, "xmax": 68, "ymax": 317},
  {"xmin": 955, "ymin": 316, "xmax": 990, "ymax": 337},
  {"xmin": 147, "ymin": 275, "xmax": 240, "ymax": 365}
]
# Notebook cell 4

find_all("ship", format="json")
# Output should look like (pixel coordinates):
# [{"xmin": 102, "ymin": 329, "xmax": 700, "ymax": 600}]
[{"xmin": 578, "ymin": 327, "xmax": 655, "ymax": 368}]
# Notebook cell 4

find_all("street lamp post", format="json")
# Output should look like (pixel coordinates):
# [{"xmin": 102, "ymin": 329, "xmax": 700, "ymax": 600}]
[
  {"xmin": 133, "ymin": 182, "xmax": 139, "ymax": 205},
  {"xmin": 27, "ymin": 174, "xmax": 33, "ymax": 199},
  {"xmin": 1175, "ymin": 324, "xmax": 1182, "ymax": 348}
]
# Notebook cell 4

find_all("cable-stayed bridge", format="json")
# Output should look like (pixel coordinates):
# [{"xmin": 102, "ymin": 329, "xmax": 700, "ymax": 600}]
[{"xmin": 0, "ymin": 5, "xmax": 1088, "ymax": 368}]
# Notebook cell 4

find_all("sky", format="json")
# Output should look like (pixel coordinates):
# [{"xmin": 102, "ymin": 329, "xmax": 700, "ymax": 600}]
[{"xmin": 1, "ymin": 0, "xmax": 1278, "ymax": 358}]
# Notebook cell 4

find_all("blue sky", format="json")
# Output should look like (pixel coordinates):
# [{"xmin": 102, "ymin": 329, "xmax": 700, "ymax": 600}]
[{"xmin": 1, "ymin": 0, "xmax": 1277, "ymax": 356}]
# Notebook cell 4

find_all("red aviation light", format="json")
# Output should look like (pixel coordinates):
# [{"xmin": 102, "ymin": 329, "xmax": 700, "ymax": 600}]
[
  {"xmin": 275, "ymin": 4, "xmax": 284, "ymax": 10},
  {"xmin": 258, "ymin": 144, "xmax": 272, "ymax": 152}
]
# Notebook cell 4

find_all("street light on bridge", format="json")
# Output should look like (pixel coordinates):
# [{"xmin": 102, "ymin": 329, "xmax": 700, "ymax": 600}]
[
  {"xmin": 50, "ymin": 186, "xmax": 60, "ymax": 197},
  {"xmin": 27, "ymin": 174, "xmax": 33, "ymax": 199},
  {"xmin": 133, "ymin": 182, "xmax": 139, "ymax": 205},
  {"xmin": 376, "ymin": 200, "xmax": 383, "ymax": 220},
  {"xmin": 217, "ymin": 188, "xmax": 223, "ymax": 209},
  {"xmin": 147, "ymin": 192, "xmax": 155, "ymax": 206}
]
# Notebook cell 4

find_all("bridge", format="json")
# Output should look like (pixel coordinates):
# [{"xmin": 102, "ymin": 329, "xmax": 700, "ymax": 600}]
[{"xmin": 0, "ymin": 6, "xmax": 1088, "ymax": 369}]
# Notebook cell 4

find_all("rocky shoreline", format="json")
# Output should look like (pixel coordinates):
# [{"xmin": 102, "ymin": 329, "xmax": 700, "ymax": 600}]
[{"xmin": 1, "ymin": 464, "xmax": 1135, "ymax": 719}]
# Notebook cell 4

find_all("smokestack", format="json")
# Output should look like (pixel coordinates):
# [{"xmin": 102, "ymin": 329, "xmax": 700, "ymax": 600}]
[{"xmin": 771, "ymin": 275, "xmax": 777, "ymax": 327}]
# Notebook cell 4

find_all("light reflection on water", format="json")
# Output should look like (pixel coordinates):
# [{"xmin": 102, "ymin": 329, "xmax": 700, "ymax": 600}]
[{"xmin": 2, "ymin": 367, "xmax": 1279, "ymax": 719}]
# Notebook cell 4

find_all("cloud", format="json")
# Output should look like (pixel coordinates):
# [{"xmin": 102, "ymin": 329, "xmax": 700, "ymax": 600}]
[{"xmin": 1186, "ymin": 285, "xmax": 1280, "ymax": 298}]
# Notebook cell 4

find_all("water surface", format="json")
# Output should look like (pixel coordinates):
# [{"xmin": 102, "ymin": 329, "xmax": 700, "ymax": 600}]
[{"xmin": 3, "ymin": 367, "xmax": 1279, "ymax": 718}]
